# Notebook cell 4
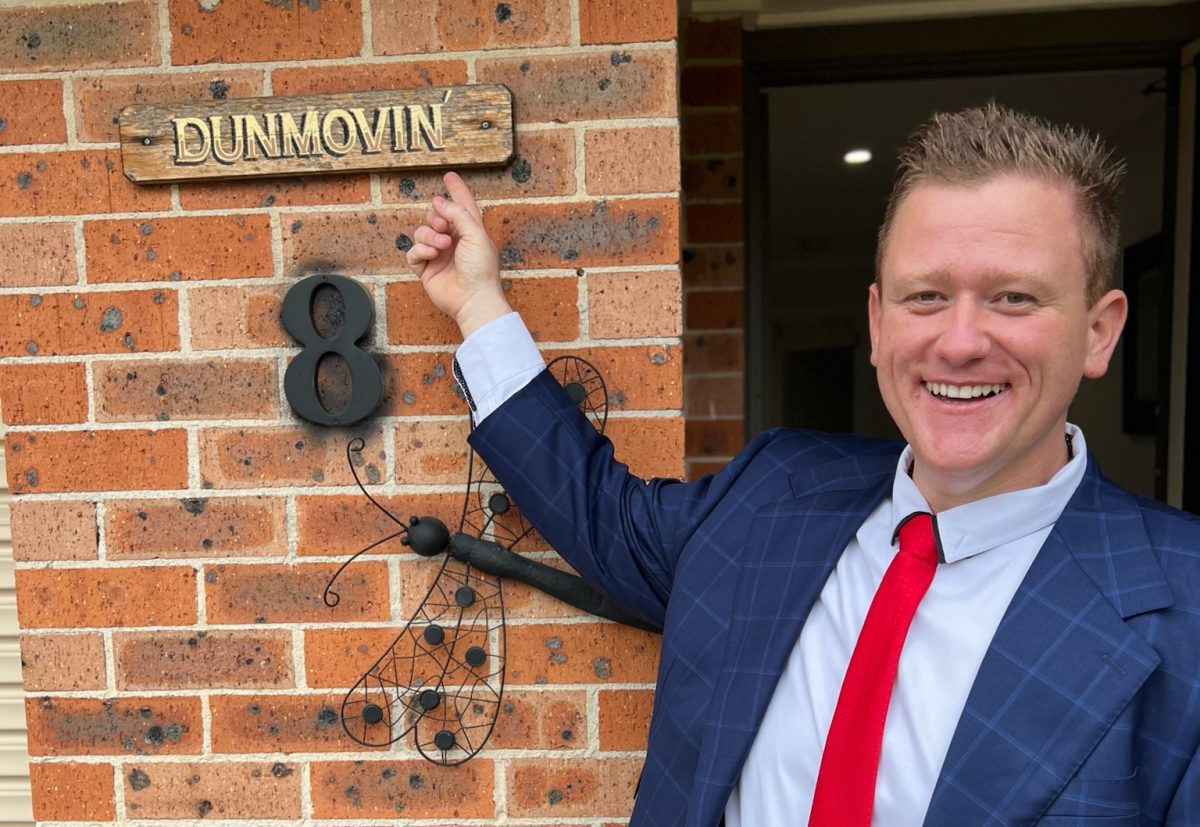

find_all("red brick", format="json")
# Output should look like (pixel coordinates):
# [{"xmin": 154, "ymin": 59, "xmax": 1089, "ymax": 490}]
[
  {"xmin": 123, "ymin": 761, "xmax": 301, "ymax": 819},
  {"xmin": 6, "ymin": 429, "xmax": 187, "ymax": 494},
  {"xmin": 199, "ymin": 425, "xmax": 385, "ymax": 489},
  {"xmin": 484, "ymin": 198, "xmax": 679, "ymax": 270},
  {"xmin": 586, "ymin": 126, "xmax": 680, "ymax": 195},
  {"xmin": 20, "ymin": 633, "xmax": 106, "ymax": 691},
  {"xmin": 189, "ymin": 284, "xmax": 289, "ymax": 350},
  {"xmin": 477, "ymin": 50, "xmax": 676, "ymax": 123},
  {"xmin": 605, "ymin": 417, "xmax": 685, "ymax": 478},
  {"xmin": 282, "ymin": 207, "xmax": 423, "ymax": 276},
  {"xmin": 26, "ymin": 696, "xmax": 201, "ymax": 756},
  {"xmin": 383, "ymin": 128, "xmax": 576, "ymax": 203},
  {"xmin": 180, "ymin": 176, "xmax": 370, "ymax": 211},
  {"xmin": 542, "ymin": 345, "xmax": 681, "ymax": 411},
  {"xmin": 588, "ymin": 270, "xmax": 681, "ymax": 339},
  {"xmin": 0, "ymin": 289, "xmax": 179, "ymax": 357},
  {"xmin": 506, "ymin": 757, "xmax": 641, "ymax": 817},
  {"xmin": 10, "ymin": 501, "xmax": 96, "ymax": 561},
  {"xmin": 16, "ymin": 566, "xmax": 197, "ymax": 628},
  {"xmin": 296, "ymin": 493, "xmax": 460, "ymax": 557},
  {"xmin": 682, "ymin": 110, "xmax": 743, "ymax": 155},
  {"xmin": 581, "ymin": 0, "xmax": 676, "ymax": 44},
  {"xmin": 385, "ymin": 276, "xmax": 579, "ymax": 345},
  {"xmin": 685, "ymin": 418, "xmax": 744, "ymax": 457},
  {"xmin": 686, "ymin": 65, "xmax": 739, "ymax": 111},
  {"xmin": 272, "ymin": 60, "xmax": 468, "ymax": 95},
  {"xmin": 504, "ymin": 623, "xmax": 659, "ymax": 685},
  {"xmin": 0, "ymin": 222, "xmax": 75, "ymax": 287},
  {"xmin": 0, "ymin": 362, "xmax": 86, "ymax": 424},
  {"xmin": 477, "ymin": 276, "xmax": 580, "ymax": 340},
  {"xmin": 683, "ymin": 332, "xmax": 743, "ymax": 372},
  {"xmin": 30, "ymin": 762, "xmax": 115, "ymax": 821},
  {"xmin": 681, "ymin": 65, "xmax": 743, "ymax": 107},
  {"xmin": 685, "ymin": 202, "xmax": 743, "ymax": 245},
  {"xmin": 211, "ymin": 693, "xmax": 384, "ymax": 754},
  {"xmin": 0, "ymin": 150, "xmax": 168, "ymax": 217},
  {"xmin": 204, "ymin": 562, "xmax": 390, "ymax": 624},
  {"xmin": 106, "ymin": 496, "xmax": 286, "ymax": 560},
  {"xmin": 682, "ymin": 245, "xmax": 744, "ymax": 287},
  {"xmin": 74, "ymin": 70, "xmax": 262, "ymax": 143},
  {"xmin": 0, "ymin": 3, "xmax": 159, "ymax": 72},
  {"xmin": 394, "ymin": 419, "xmax": 471, "ymax": 485},
  {"xmin": 383, "ymin": 282, "xmax": 460, "ymax": 345},
  {"xmin": 304, "ymin": 626, "xmax": 405, "ymax": 689},
  {"xmin": 84, "ymin": 215, "xmax": 273, "ymax": 283},
  {"xmin": 96, "ymin": 358, "xmax": 278, "ymax": 422},
  {"xmin": 115, "ymin": 630, "xmax": 293, "ymax": 690},
  {"xmin": 687, "ymin": 458, "xmax": 729, "ymax": 479},
  {"xmin": 311, "ymin": 759, "xmax": 494, "ymax": 819},
  {"xmin": 169, "ymin": 0, "xmax": 362, "ymax": 65},
  {"xmin": 378, "ymin": 352, "xmax": 468, "ymax": 416},
  {"xmin": 599, "ymin": 688, "xmax": 654, "ymax": 750},
  {"xmin": 686, "ymin": 375, "xmax": 744, "ymax": 417},
  {"xmin": 680, "ymin": 17, "xmax": 743, "ymax": 61},
  {"xmin": 372, "ymin": 0, "xmax": 568, "ymax": 55},
  {"xmin": 683, "ymin": 156, "xmax": 743, "ymax": 199},
  {"xmin": 687, "ymin": 288, "xmax": 743, "ymax": 329},
  {"xmin": 490, "ymin": 688, "xmax": 586, "ymax": 749},
  {"xmin": 0, "ymin": 80, "xmax": 65, "ymax": 145}
]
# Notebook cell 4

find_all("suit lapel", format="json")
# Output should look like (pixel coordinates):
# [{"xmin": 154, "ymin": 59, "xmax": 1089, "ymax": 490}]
[
  {"xmin": 687, "ymin": 452, "xmax": 896, "ymax": 827},
  {"xmin": 926, "ymin": 462, "xmax": 1172, "ymax": 826}
]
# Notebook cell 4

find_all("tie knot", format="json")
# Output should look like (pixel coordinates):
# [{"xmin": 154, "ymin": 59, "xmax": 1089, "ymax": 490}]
[{"xmin": 895, "ymin": 512, "xmax": 939, "ymax": 564}]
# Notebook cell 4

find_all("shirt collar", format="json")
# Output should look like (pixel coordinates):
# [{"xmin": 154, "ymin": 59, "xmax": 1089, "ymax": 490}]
[{"xmin": 890, "ymin": 424, "xmax": 1088, "ymax": 564}]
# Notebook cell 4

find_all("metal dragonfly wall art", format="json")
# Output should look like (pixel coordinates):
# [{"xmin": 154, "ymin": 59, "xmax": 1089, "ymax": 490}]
[{"xmin": 321, "ymin": 355, "xmax": 660, "ymax": 766}]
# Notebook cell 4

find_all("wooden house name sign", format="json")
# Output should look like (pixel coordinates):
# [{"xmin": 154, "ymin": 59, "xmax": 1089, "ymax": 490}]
[{"xmin": 119, "ymin": 85, "xmax": 513, "ymax": 183}]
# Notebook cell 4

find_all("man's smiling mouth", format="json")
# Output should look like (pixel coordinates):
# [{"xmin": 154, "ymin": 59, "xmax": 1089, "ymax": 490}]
[{"xmin": 923, "ymin": 381, "xmax": 1009, "ymax": 400}]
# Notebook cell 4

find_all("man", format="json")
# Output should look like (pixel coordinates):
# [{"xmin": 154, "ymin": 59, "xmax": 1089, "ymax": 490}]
[{"xmin": 406, "ymin": 105, "xmax": 1200, "ymax": 825}]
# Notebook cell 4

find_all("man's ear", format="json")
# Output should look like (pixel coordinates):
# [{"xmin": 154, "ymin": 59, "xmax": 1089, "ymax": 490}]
[
  {"xmin": 1083, "ymin": 288, "xmax": 1129, "ymax": 379},
  {"xmin": 867, "ymin": 282, "xmax": 882, "ymax": 367}
]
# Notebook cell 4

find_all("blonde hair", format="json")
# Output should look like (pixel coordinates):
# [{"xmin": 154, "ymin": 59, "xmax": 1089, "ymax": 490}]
[{"xmin": 877, "ymin": 102, "xmax": 1126, "ymax": 306}]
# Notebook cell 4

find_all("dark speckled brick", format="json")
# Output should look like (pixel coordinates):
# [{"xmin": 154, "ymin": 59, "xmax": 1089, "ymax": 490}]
[{"xmin": 0, "ymin": 2, "xmax": 159, "ymax": 72}]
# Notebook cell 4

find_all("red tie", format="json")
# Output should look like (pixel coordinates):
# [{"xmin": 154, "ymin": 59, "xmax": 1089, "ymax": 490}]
[{"xmin": 808, "ymin": 512, "xmax": 940, "ymax": 827}]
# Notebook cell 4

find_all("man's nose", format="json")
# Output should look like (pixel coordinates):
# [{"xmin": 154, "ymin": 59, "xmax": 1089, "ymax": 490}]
[{"xmin": 932, "ymin": 300, "xmax": 992, "ymax": 363}]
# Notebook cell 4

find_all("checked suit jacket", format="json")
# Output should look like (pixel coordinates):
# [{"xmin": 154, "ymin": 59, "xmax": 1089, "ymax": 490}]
[{"xmin": 470, "ymin": 370, "xmax": 1200, "ymax": 826}]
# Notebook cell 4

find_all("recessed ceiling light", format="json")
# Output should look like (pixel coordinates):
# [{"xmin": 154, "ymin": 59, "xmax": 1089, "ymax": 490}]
[{"xmin": 844, "ymin": 148, "xmax": 872, "ymax": 165}]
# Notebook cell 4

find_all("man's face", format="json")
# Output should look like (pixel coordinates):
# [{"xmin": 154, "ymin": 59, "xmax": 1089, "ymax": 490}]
[{"xmin": 869, "ymin": 174, "xmax": 1127, "ymax": 507}]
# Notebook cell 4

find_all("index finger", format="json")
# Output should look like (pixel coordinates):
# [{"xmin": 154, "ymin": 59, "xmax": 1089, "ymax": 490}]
[{"xmin": 443, "ymin": 171, "xmax": 483, "ymax": 223}]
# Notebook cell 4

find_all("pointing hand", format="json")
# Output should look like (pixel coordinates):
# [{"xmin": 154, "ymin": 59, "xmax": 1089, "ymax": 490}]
[{"xmin": 406, "ymin": 171, "xmax": 512, "ymax": 338}]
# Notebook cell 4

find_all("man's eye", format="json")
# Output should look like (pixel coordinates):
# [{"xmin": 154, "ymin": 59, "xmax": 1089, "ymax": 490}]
[
  {"xmin": 1001, "ymin": 293, "xmax": 1031, "ymax": 305},
  {"xmin": 912, "ymin": 292, "xmax": 939, "ymax": 303}
]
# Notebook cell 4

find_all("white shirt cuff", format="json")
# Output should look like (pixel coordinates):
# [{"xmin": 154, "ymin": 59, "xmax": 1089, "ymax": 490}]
[{"xmin": 454, "ymin": 311, "xmax": 545, "ymax": 423}]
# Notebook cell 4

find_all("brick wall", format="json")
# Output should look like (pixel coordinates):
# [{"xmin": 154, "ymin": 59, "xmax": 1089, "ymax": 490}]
[
  {"xmin": 0, "ymin": 0, "xmax": 680, "ymax": 823},
  {"xmin": 679, "ymin": 17, "xmax": 745, "ymax": 479}
]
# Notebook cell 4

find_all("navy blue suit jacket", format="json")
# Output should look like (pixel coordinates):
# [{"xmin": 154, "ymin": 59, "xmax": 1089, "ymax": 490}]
[{"xmin": 470, "ymin": 370, "xmax": 1200, "ymax": 826}]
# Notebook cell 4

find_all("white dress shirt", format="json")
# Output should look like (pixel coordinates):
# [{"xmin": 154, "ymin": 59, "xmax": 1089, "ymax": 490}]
[{"xmin": 455, "ymin": 311, "xmax": 1089, "ymax": 826}]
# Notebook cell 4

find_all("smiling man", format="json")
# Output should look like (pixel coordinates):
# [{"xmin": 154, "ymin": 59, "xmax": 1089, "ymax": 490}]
[{"xmin": 406, "ymin": 105, "xmax": 1200, "ymax": 826}]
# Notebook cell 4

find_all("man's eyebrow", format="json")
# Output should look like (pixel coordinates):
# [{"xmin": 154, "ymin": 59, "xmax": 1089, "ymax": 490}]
[{"xmin": 887, "ymin": 269, "xmax": 1057, "ymax": 289}]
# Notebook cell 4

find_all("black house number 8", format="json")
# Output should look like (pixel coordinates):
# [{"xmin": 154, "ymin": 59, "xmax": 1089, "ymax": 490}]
[{"xmin": 282, "ymin": 274, "xmax": 383, "ymax": 426}]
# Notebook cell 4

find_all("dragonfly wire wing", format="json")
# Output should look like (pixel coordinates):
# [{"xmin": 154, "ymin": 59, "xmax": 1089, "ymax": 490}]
[{"xmin": 340, "ymin": 356, "xmax": 610, "ymax": 764}]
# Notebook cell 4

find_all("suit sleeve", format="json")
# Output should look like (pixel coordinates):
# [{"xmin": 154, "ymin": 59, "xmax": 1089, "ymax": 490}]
[{"xmin": 469, "ymin": 369, "xmax": 779, "ymax": 630}]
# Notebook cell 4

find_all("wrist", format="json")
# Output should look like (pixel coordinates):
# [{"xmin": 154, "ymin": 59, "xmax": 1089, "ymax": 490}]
[{"xmin": 456, "ymin": 292, "xmax": 513, "ymax": 339}]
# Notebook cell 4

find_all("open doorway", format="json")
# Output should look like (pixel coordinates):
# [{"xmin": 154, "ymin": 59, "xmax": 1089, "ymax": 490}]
[
  {"xmin": 759, "ymin": 69, "xmax": 1166, "ymax": 497},
  {"xmin": 741, "ymin": 6, "xmax": 1200, "ymax": 506}
]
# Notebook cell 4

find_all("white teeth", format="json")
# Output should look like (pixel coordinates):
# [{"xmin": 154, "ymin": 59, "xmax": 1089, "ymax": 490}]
[{"xmin": 925, "ymin": 382, "xmax": 1006, "ymax": 399}]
